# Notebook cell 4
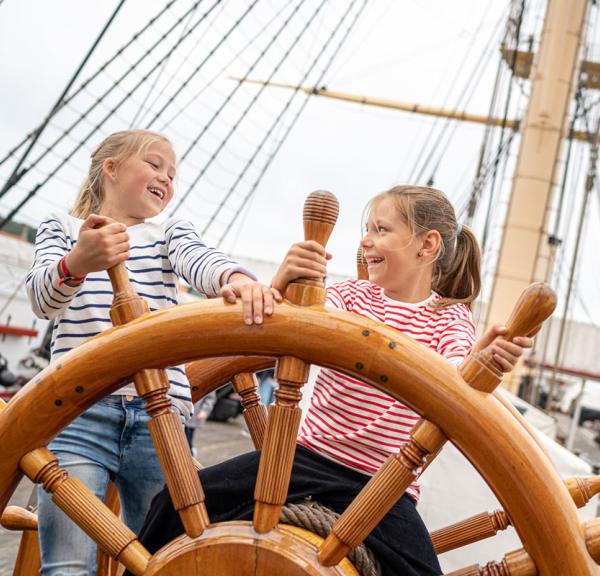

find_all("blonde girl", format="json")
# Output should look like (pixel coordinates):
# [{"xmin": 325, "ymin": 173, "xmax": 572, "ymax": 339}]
[{"xmin": 26, "ymin": 129, "xmax": 279, "ymax": 575}]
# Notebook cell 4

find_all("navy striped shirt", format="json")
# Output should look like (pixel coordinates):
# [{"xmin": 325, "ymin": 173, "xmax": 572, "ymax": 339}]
[{"xmin": 26, "ymin": 213, "xmax": 251, "ymax": 418}]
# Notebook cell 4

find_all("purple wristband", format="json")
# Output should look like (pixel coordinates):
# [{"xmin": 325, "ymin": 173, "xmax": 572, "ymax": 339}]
[{"xmin": 222, "ymin": 266, "xmax": 258, "ymax": 285}]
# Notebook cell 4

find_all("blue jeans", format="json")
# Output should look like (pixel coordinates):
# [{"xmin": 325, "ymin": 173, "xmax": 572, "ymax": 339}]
[{"xmin": 37, "ymin": 396, "xmax": 170, "ymax": 576}]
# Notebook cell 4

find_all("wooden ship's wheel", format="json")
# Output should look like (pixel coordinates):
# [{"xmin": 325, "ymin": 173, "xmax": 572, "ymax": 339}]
[{"xmin": 1, "ymin": 192, "xmax": 600, "ymax": 575}]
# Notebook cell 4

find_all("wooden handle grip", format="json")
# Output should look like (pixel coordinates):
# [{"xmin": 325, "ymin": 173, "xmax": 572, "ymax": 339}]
[
  {"xmin": 303, "ymin": 190, "xmax": 339, "ymax": 225},
  {"xmin": 0, "ymin": 506, "xmax": 38, "ymax": 531},
  {"xmin": 502, "ymin": 282, "xmax": 557, "ymax": 341},
  {"xmin": 463, "ymin": 283, "xmax": 557, "ymax": 392},
  {"xmin": 286, "ymin": 190, "xmax": 339, "ymax": 305},
  {"xmin": 445, "ymin": 549, "xmax": 536, "ymax": 576},
  {"xmin": 566, "ymin": 476, "xmax": 600, "ymax": 508},
  {"xmin": 302, "ymin": 190, "xmax": 339, "ymax": 248},
  {"xmin": 431, "ymin": 509, "xmax": 510, "ymax": 554},
  {"xmin": 92, "ymin": 219, "xmax": 134, "ymax": 301}
]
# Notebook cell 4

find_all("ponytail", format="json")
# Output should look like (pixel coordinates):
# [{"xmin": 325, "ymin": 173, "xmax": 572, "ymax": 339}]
[
  {"xmin": 433, "ymin": 224, "xmax": 481, "ymax": 309},
  {"xmin": 71, "ymin": 175, "xmax": 103, "ymax": 219}
]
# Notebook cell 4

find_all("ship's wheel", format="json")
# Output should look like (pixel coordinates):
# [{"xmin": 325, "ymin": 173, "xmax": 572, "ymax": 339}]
[{"xmin": 1, "ymin": 192, "xmax": 599, "ymax": 576}]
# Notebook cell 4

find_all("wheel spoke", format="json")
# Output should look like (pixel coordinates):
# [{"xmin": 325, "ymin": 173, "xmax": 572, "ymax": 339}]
[
  {"xmin": 254, "ymin": 190, "xmax": 339, "ymax": 534},
  {"xmin": 431, "ymin": 474, "xmax": 600, "ymax": 555},
  {"xmin": 19, "ymin": 447, "xmax": 150, "ymax": 575},
  {"xmin": 444, "ymin": 548, "xmax": 536, "ymax": 576},
  {"xmin": 232, "ymin": 372, "xmax": 267, "ymax": 450},
  {"xmin": 254, "ymin": 355, "xmax": 310, "ymax": 533},
  {"xmin": 107, "ymin": 258, "xmax": 209, "ymax": 538}
]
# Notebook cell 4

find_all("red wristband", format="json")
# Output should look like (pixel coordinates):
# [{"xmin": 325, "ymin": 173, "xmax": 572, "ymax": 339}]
[{"xmin": 57, "ymin": 256, "xmax": 86, "ymax": 286}]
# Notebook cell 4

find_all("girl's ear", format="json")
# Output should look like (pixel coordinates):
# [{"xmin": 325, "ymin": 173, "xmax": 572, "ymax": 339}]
[
  {"xmin": 102, "ymin": 158, "xmax": 117, "ymax": 181},
  {"xmin": 420, "ymin": 229, "xmax": 441, "ymax": 258}
]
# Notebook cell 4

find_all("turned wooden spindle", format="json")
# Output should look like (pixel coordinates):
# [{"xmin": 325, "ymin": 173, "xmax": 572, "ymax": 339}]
[
  {"xmin": 17, "ymin": 448, "xmax": 149, "ymax": 575},
  {"xmin": 318, "ymin": 283, "xmax": 557, "ymax": 566},
  {"xmin": 431, "ymin": 509, "xmax": 510, "ymax": 555},
  {"xmin": 3, "ymin": 393, "xmax": 149, "ymax": 574},
  {"xmin": 444, "ymin": 515, "xmax": 600, "ymax": 576},
  {"xmin": 232, "ymin": 372, "xmax": 267, "ymax": 450},
  {"xmin": 253, "ymin": 190, "xmax": 339, "ymax": 533},
  {"xmin": 444, "ymin": 517, "xmax": 599, "ymax": 575},
  {"xmin": 432, "ymin": 474, "xmax": 600, "ymax": 554},
  {"xmin": 97, "ymin": 482, "xmax": 122, "ymax": 576},
  {"xmin": 445, "ymin": 549, "xmax": 536, "ymax": 576},
  {"xmin": 106, "ymin": 264, "xmax": 209, "ymax": 537},
  {"xmin": 356, "ymin": 246, "xmax": 368, "ymax": 280}
]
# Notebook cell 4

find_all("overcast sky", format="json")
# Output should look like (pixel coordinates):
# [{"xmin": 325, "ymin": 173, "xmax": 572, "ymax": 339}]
[{"xmin": 1, "ymin": 0, "xmax": 599, "ymax": 325}]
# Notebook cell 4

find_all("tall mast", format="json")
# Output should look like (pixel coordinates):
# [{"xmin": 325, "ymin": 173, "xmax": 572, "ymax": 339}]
[{"xmin": 484, "ymin": 0, "xmax": 590, "ymax": 353}]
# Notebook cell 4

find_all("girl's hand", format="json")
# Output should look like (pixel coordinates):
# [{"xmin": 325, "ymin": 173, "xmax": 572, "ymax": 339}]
[
  {"xmin": 220, "ymin": 273, "xmax": 282, "ymax": 325},
  {"xmin": 470, "ymin": 324, "xmax": 534, "ymax": 373},
  {"xmin": 66, "ymin": 214, "xmax": 130, "ymax": 277},
  {"xmin": 271, "ymin": 241, "xmax": 332, "ymax": 294}
]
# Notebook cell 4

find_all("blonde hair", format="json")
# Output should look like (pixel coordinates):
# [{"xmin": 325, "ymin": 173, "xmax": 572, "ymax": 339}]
[
  {"xmin": 369, "ymin": 185, "xmax": 481, "ymax": 309},
  {"xmin": 71, "ymin": 129, "xmax": 174, "ymax": 218}
]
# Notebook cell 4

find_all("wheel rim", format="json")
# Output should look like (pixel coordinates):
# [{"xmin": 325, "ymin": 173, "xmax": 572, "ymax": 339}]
[{"xmin": 0, "ymin": 299, "xmax": 595, "ymax": 574}]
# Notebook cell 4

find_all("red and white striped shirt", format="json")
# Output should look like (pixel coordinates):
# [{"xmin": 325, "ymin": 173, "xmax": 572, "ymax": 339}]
[{"xmin": 297, "ymin": 279, "xmax": 476, "ymax": 500}]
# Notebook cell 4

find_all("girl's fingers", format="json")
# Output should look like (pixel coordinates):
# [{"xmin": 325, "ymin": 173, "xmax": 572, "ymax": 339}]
[
  {"xmin": 513, "ymin": 336, "xmax": 534, "ymax": 349},
  {"xmin": 289, "ymin": 263, "xmax": 326, "ymax": 278},
  {"xmin": 297, "ymin": 240, "xmax": 327, "ymax": 257},
  {"xmin": 495, "ymin": 339, "xmax": 524, "ymax": 359},
  {"xmin": 492, "ymin": 353, "xmax": 513, "ymax": 372},
  {"xmin": 262, "ymin": 286, "xmax": 275, "ymax": 315},
  {"xmin": 220, "ymin": 284, "xmax": 237, "ymax": 304},
  {"xmin": 252, "ymin": 283, "xmax": 264, "ymax": 324},
  {"xmin": 293, "ymin": 250, "xmax": 327, "ymax": 266},
  {"xmin": 239, "ymin": 284, "xmax": 254, "ymax": 325},
  {"xmin": 271, "ymin": 287, "xmax": 283, "ymax": 302},
  {"xmin": 82, "ymin": 214, "xmax": 107, "ymax": 230}
]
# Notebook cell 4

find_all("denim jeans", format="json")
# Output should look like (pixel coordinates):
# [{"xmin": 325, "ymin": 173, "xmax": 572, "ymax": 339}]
[{"xmin": 37, "ymin": 396, "xmax": 170, "ymax": 576}]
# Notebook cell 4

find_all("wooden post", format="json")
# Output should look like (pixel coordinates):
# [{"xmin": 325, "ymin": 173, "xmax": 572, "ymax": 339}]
[{"xmin": 19, "ymin": 448, "xmax": 149, "ymax": 575}]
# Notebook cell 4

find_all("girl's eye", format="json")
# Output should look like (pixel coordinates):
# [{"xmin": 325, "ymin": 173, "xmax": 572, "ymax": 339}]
[
  {"xmin": 147, "ymin": 161, "xmax": 159, "ymax": 169},
  {"xmin": 377, "ymin": 226, "xmax": 387, "ymax": 233}
]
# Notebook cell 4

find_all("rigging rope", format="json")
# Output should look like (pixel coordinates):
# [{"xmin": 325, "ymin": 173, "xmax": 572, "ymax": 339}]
[
  {"xmin": 405, "ymin": 4, "xmax": 510, "ymax": 185},
  {"xmin": 0, "ymin": 0, "xmax": 182, "ymax": 170},
  {"xmin": 206, "ymin": 0, "xmax": 363, "ymax": 237},
  {"xmin": 479, "ymin": 0, "xmax": 526, "ymax": 255},
  {"xmin": 144, "ymin": 0, "xmax": 261, "ymax": 131},
  {"xmin": 0, "ymin": 0, "xmax": 222, "ymax": 230},
  {"xmin": 0, "ymin": 0, "xmax": 127, "ymax": 200},
  {"xmin": 217, "ymin": 0, "xmax": 370, "ymax": 246},
  {"xmin": 128, "ymin": 2, "xmax": 205, "ymax": 128},
  {"xmin": 157, "ymin": 2, "xmax": 291, "ymax": 132},
  {"xmin": 168, "ymin": 0, "xmax": 320, "ymax": 216}
]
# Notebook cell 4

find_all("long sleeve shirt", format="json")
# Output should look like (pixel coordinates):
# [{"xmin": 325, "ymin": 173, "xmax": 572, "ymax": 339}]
[{"xmin": 26, "ymin": 212, "xmax": 252, "ymax": 418}]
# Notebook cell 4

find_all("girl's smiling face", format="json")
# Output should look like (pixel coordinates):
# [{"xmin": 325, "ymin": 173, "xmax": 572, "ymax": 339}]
[
  {"xmin": 361, "ymin": 195, "xmax": 440, "ymax": 302},
  {"xmin": 101, "ymin": 140, "xmax": 176, "ymax": 226}
]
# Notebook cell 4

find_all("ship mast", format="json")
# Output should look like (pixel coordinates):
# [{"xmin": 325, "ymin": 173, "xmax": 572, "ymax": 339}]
[{"xmin": 484, "ymin": 0, "xmax": 590, "ymax": 348}]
